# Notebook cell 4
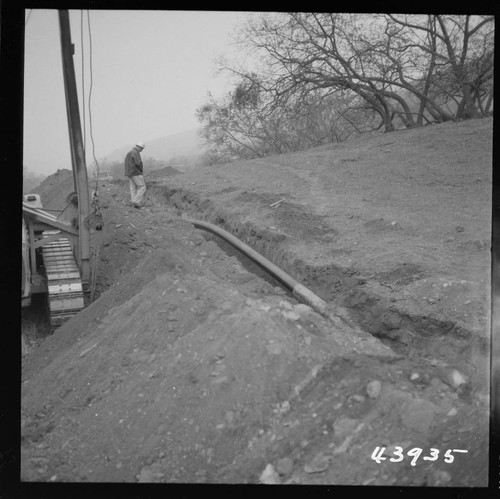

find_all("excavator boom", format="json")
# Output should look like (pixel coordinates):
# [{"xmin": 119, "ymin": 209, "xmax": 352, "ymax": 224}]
[{"xmin": 58, "ymin": 9, "xmax": 91, "ymax": 290}]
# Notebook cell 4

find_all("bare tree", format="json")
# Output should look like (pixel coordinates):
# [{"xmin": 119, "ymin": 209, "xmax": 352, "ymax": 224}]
[
  {"xmin": 196, "ymin": 85, "xmax": 269, "ymax": 162},
  {"xmin": 234, "ymin": 13, "xmax": 403, "ymax": 132},
  {"xmin": 385, "ymin": 14, "xmax": 494, "ymax": 121},
  {"xmin": 196, "ymin": 75, "xmax": 371, "ymax": 162},
  {"xmin": 197, "ymin": 13, "xmax": 493, "ymax": 161},
  {"xmin": 235, "ymin": 13, "xmax": 493, "ymax": 130}
]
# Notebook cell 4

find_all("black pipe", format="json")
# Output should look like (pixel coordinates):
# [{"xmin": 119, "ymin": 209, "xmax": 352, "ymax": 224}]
[{"xmin": 185, "ymin": 218, "xmax": 330, "ymax": 316}]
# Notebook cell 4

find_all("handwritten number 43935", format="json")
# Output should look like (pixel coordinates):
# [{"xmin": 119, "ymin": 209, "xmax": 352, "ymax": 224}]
[{"xmin": 371, "ymin": 447, "xmax": 468, "ymax": 467}]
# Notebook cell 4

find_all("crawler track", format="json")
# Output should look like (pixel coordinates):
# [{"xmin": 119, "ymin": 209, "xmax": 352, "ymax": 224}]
[{"xmin": 41, "ymin": 231, "xmax": 84, "ymax": 329}]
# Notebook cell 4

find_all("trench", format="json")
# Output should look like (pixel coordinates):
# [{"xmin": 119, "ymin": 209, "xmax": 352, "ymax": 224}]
[
  {"xmin": 145, "ymin": 182, "xmax": 491, "ymax": 376},
  {"xmin": 204, "ymin": 233, "xmax": 294, "ymax": 295}
]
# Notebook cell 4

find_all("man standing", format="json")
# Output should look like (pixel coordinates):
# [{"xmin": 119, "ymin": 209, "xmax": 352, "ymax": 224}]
[{"xmin": 124, "ymin": 141, "xmax": 146, "ymax": 208}]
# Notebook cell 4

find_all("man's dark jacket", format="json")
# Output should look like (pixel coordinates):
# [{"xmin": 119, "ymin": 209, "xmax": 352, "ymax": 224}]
[{"xmin": 124, "ymin": 147, "xmax": 143, "ymax": 177}]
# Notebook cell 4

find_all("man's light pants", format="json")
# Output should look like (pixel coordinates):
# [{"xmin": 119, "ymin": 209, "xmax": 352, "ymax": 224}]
[{"xmin": 128, "ymin": 175, "xmax": 146, "ymax": 205}]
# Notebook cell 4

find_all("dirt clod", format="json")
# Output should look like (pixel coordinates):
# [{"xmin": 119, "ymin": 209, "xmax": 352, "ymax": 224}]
[
  {"xmin": 366, "ymin": 380, "xmax": 382, "ymax": 399},
  {"xmin": 304, "ymin": 453, "xmax": 331, "ymax": 474},
  {"xmin": 259, "ymin": 464, "xmax": 280, "ymax": 484}
]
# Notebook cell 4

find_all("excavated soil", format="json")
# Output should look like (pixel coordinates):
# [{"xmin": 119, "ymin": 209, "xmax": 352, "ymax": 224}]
[{"xmin": 19, "ymin": 117, "xmax": 492, "ymax": 489}]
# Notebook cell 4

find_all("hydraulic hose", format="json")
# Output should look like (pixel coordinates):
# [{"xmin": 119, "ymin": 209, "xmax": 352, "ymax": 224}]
[{"xmin": 184, "ymin": 218, "xmax": 331, "ymax": 317}]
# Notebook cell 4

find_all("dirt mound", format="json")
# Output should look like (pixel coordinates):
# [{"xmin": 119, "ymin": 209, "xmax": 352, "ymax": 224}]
[
  {"xmin": 21, "ymin": 189, "xmax": 399, "ymax": 483},
  {"xmin": 21, "ymin": 241, "xmax": 395, "ymax": 482},
  {"xmin": 29, "ymin": 169, "xmax": 75, "ymax": 211}
]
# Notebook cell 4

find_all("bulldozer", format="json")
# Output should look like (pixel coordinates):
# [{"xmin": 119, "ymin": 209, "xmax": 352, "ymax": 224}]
[{"xmin": 22, "ymin": 10, "xmax": 103, "ymax": 329}]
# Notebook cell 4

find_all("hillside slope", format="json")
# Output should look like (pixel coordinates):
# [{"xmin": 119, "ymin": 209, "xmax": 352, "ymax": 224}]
[
  {"xmin": 21, "ymin": 117, "xmax": 492, "ymax": 488},
  {"xmin": 148, "ymin": 117, "xmax": 492, "ymax": 367}
]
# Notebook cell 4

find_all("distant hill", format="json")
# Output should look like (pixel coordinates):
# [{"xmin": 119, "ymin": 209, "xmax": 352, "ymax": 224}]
[{"xmin": 100, "ymin": 128, "xmax": 206, "ymax": 166}]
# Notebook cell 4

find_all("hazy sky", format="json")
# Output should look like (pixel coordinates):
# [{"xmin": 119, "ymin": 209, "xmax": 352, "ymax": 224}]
[{"xmin": 23, "ymin": 9, "xmax": 251, "ymax": 176}]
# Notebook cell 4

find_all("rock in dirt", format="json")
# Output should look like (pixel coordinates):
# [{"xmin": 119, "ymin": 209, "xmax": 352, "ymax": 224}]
[
  {"xmin": 446, "ymin": 369, "xmax": 467, "ymax": 388},
  {"xmin": 304, "ymin": 452, "xmax": 331, "ymax": 474},
  {"xmin": 259, "ymin": 463, "xmax": 281, "ymax": 484},
  {"xmin": 366, "ymin": 380, "xmax": 382, "ymax": 399},
  {"xmin": 282, "ymin": 310, "xmax": 301, "ymax": 321},
  {"xmin": 333, "ymin": 418, "xmax": 359, "ymax": 438},
  {"xmin": 280, "ymin": 400, "xmax": 291, "ymax": 412}
]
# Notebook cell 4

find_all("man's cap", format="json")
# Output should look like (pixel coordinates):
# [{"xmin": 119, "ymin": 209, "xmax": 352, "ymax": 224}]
[{"xmin": 136, "ymin": 141, "xmax": 145, "ymax": 148}]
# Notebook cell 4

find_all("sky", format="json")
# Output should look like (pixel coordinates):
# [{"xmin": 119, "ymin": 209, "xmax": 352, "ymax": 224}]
[{"xmin": 23, "ymin": 9, "xmax": 252, "ymax": 176}]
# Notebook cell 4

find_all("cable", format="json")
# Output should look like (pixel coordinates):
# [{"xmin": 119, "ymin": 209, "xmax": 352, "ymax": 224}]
[
  {"xmin": 90, "ymin": 246, "xmax": 99, "ymax": 302},
  {"xmin": 86, "ymin": 10, "xmax": 100, "ymax": 194},
  {"xmin": 80, "ymin": 11, "xmax": 86, "ymax": 154},
  {"xmin": 81, "ymin": 10, "xmax": 103, "ymax": 300},
  {"xmin": 86, "ymin": 11, "xmax": 102, "ymax": 212}
]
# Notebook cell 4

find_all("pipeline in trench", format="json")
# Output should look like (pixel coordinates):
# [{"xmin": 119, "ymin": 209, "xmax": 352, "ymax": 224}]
[
  {"xmin": 202, "ymin": 232, "xmax": 293, "ymax": 294},
  {"xmin": 186, "ymin": 218, "xmax": 332, "ymax": 318},
  {"xmin": 146, "ymin": 183, "xmax": 485, "ymax": 368}
]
